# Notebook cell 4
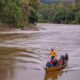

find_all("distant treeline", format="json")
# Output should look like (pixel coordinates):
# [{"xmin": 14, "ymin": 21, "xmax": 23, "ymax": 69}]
[
  {"xmin": 38, "ymin": 1, "xmax": 80, "ymax": 24},
  {"xmin": 0, "ymin": 0, "xmax": 39, "ymax": 28},
  {"xmin": 0, "ymin": 0, "xmax": 80, "ymax": 28}
]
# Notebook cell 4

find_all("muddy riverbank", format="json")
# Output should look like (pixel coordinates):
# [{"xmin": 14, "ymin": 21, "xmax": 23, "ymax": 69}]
[
  {"xmin": 0, "ymin": 23, "xmax": 38, "ymax": 31},
  {"xmin": 0, "ymin": 24, "xmax": 80, "ymax": 80}
]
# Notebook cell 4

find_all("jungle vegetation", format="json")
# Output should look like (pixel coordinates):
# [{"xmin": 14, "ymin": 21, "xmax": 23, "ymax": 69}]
[{"xmin": 0, "ymin": 0, "xmax": 80, "ymax": 29}]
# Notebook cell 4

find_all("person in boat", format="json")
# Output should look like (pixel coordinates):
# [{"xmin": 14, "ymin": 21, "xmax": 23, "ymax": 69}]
[
  {"xmin": 58, "ymin": 58, "xmax": 62, "ymax": 66},
  {"xmin": 61, "ymin": 53, "xmax": 68, "ymax": 60},
  {"xmin": 46, "ymin": 49, "xmax": 57, "ymax": 67},
  {"xmin": 46, "ymin": 61, "xmax": 53, "ymax": 67},
  {"xmin": 60, "ymin": 53, "xmax": 68, "ymax": 65},
  {"xmin": 46, "ymin": 58, "xmax": 58, "ymax": 67},
  {"xmin": 49, "ymin": 49, "xmax": 57, "ymax": 60},
  {"xmin": 52, "ymin": 58, "xmax": 58, "ymax": 66},
  {"xmin": 49, "ymin": 49, "xmax": 58, "ymax": 66},
  {"xmin": 61, "ymin": 55, "xmax": 65, "ymax": 65}
]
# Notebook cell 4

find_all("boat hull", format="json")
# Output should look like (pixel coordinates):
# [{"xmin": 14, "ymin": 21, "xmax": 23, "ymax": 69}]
[{"xmin": 45, "ymin": 60, "xmax": 68, "ymax": 73}]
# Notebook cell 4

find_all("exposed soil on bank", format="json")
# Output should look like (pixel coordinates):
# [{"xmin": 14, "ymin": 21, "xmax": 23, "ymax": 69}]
[
  {"xmin": 0, "ymin": 23, "xmax": 79, "ymax": 31},
  {"xmin": 0, "ymin": 23, "xmax": 38, "ymax": 31}
]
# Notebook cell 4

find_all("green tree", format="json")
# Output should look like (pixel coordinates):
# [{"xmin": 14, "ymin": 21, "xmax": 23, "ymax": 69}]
[
  {"xmin": 28, "ymin": 7, "xmax": 38, "ymax": 24},
  {"xmin": 75, "ymin": 11, "xmax": 80, "ymax": 24},
  {"xmin": 75, "ymin": 0, "xmax": 80, "ymax": 10},
  {"xmin": 0, "ymin": 0, "xmax": 40, "ymax": 28},
  {"xmin": 28, "ymin": 0, "xmax": 40, "ymax": 24},
  {"xmin": 0, "ymin": 0, "xmax": 23, "ymax": 27}
]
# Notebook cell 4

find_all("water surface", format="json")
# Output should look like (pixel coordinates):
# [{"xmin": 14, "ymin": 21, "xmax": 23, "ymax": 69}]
[{"xmin": 0, "ymin": 24, "xmax": 80, "ymax": 80}]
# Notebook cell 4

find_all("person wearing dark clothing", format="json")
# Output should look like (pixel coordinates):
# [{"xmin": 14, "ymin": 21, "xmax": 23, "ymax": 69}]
[{"xmin": 52, "ymin": 59, "xmax": 58, "ymax": 66}]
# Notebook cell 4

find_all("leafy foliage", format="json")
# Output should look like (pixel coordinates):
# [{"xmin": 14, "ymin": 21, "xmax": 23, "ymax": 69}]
[
  {"xmin": 0, "ymin": 0, "xmax": 39, "ymax": 28},
  {"xmin": 75, "ymin": 11, "xmax": 80, "ymax": 24},
  {"xmin": 28, "ymin": 7, "xmax": 38, "ymax": 24},
  {"xmin": 39, "ymin": 2, "xmax": 80, "ymax": 24}
]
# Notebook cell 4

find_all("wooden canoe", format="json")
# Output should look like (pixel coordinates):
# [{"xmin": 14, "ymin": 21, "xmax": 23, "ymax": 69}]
[
  {"xmin": 45, "ymin": 63, "xmax": 67, "ymax": 72},
  {"xmin": 45, "ymin": 53, "xmax": 68, "ymax": 73},
  {"xmin": 45, "ymin": 60, "xmax": 68, "ymax": 73}
]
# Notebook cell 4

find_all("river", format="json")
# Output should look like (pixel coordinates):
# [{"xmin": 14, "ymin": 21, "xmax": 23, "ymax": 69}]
[{"xmin": 0, "ymin": 24, "xmax": 80, "ymax": 80}]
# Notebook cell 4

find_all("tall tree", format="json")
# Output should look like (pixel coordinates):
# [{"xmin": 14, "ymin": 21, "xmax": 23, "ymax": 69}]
[
  {"xmin": 0, "ymin": 0, "xmax": 40, "ymax": 27},
  {"xmin": 0, "ymin": 0, "xmax": 23, "ymax": 27},
  {"xmin": 28, "ymin": 0, "xmax": 40, "ymax": 24},
  {"xmin": 75, "ymin": 0, "xmax": 80, "ymax": 10}
]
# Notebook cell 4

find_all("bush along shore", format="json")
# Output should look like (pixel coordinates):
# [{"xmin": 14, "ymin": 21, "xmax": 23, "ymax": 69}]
[
  {"xmin": 0, "ymin": 0, "xmax": 39, "ymax": 31},
  {"xmin": 38, "ymin": 2, "xmax": 80, "ymax": 24},
  {"xmin": 0, "ymin": 0, "xmax": 80, "ymax": 31}
]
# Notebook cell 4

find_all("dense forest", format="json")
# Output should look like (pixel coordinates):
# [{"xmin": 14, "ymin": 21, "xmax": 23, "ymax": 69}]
[
  {"xmin": 0, "ymin": 0, "xmax": 40, "ymax": 28},
  {"xmin": 0, "ymin": 0, "xmax": 80, "ymax": 29},
  {"xmin": 39, "ymin": 0, "xmax": 80, "ymax": 24}
]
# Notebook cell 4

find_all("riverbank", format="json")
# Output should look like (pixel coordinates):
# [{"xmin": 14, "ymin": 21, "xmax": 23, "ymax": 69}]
[
  {"xmin": 0, "ymin": 23, "xmax": 80, "ymax": 80},
  {"xmin": 0, "ymin": 23, "xmax": 80, "ymax": 31},
  {"xmin": 0, "ymin": 23, "xmax": 38, "ymax": 31},
  {"xmin": 37, "ymin": 23, "xmax": 80, "ymax": 28}
]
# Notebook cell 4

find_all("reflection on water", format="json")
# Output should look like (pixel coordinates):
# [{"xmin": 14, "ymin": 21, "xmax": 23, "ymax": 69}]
[
  {"xmin": 0, "ymin": 47, "xmax": 44, "ymax": 80},
  {"xmin": 45, "ymin": 71, "xmax": 64, "ymax": 80},
  {"xmin": 0, "ymin": 47, "xmax": 27, "ymax": 80},
  {"xmin": 0, "ymin": 24, "xmax": 80, "ymax": 80}
]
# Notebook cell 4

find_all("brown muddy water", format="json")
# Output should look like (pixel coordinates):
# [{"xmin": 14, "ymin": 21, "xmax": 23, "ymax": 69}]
[{"xmin": 0, "ymin": 24, "xmax": 80, "ymax": 80}]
